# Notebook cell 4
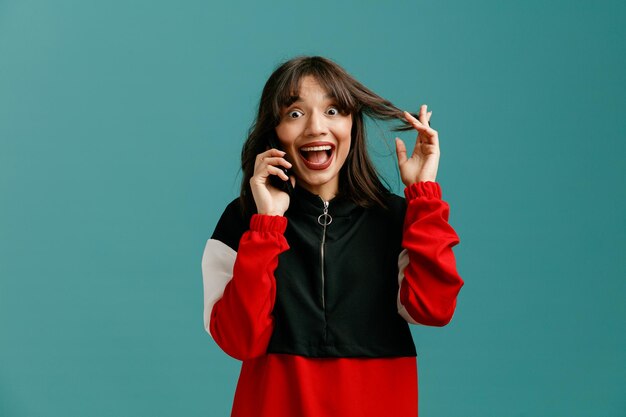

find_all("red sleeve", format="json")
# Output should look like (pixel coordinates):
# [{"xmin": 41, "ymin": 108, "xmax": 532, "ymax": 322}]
[
  {"xmin": 209, "ymin": 214, "xmax": 289, "ymax": 361},
  {"xmin": 399, "ymin": 181, "xmax": 464, "ymax": 326}
]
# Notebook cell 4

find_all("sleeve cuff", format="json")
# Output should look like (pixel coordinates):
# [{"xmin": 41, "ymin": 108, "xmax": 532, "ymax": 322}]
[
  {"xmin": 250, "ymin": 214, "xmax": 288, "ymax": 233},
  {"xmin": 404, "ymin": 181, "xmax": 442, "ymax": 201}
]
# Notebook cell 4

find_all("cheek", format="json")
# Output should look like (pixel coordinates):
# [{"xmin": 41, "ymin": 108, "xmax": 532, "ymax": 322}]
[
  {"xmin": 336, "ymin": 123, "xmax": 353, "ymax": 149},
  {"xmin": 274, "ymin": 126, "xmax": 285, "ymax": 142},
  {"xmin": 339, "ymin": 120, "xmax": 352, "ymax": 140},
  {"xmin": 336, "ymin": 137, "xmax": 352, "ymax": 164},
  {"xmin": 275, "ymin": 126, "xmax": 297, "ymax": 148}
]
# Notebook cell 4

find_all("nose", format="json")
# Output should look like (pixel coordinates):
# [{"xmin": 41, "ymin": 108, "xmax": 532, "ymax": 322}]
[{"xmin": 304, "ymin": 110, "xmax": 328, "ymax": 137}]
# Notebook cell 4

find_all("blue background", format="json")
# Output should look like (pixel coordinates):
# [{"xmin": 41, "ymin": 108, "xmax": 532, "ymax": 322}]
[{"xmin": 1, "ymin": 0, "xmax": 625, "ymax": 416}]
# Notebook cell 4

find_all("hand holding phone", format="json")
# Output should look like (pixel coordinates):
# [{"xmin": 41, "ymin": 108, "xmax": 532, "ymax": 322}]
[{"xmin": 267, "ymin": 134, "xmax": 294, "ymax": 196}]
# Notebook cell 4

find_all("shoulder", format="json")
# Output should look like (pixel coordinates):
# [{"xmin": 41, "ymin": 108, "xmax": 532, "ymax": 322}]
[
  {"xmin": 362, "ymin": 191, "xmax": 406, "ymax": 230},
  {"xmin": 377, "ymin": 191, "xmax": 406, "ymax": 220},
  {"xmin": 211, "ymin": 197, "xmax": 250, "ymax": 252},
  {"xmin": 384, "ymin": 191, "xmax": 406, "ymax": 213}
]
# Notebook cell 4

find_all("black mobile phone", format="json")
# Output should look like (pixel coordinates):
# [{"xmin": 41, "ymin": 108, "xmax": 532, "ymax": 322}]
[{"xmin": 267, "ymin": 133, "xmax": 294, "ymax": 196}]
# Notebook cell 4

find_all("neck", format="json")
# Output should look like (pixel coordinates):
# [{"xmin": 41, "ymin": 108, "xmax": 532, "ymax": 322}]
[{"xmin": 297, "ymin": 179, "xmax": 339, "ymax": 202}]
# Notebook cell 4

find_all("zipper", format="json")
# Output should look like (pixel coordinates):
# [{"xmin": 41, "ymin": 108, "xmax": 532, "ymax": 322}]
[{"xmin": 317, "ymin": 200, "xmax": 332, "ymax": 310}]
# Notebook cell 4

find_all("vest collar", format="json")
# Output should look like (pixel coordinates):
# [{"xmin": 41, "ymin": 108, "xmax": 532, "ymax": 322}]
[{"xmin": 289, "ymin": 184, "xmax": 359, "ymax": 217}]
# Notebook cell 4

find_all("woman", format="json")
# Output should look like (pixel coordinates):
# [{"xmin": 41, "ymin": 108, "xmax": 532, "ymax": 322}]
[{"xmin": 202, "ymin": 55, "xmax": 464, "ymax": 416}]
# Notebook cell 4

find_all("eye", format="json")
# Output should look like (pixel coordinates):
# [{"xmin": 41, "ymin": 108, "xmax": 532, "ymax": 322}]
[
  {"xmin": 327, "ymin": 106, "xmax": 340, "ymax": 116},
  {"xmin": 287, "ymin": 110, "xmax": 303, "ymax": 119}
]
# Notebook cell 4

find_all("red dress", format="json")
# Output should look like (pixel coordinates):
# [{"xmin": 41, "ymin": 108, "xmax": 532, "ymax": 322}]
[{"xmin": 202, "ymin": 181, "xmax": 463, "ymax": 416}]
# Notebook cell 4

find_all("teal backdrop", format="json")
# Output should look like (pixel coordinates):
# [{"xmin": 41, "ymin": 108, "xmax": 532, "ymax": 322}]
[{"xmin": 1, "ymin": 0, "xmax": 625, "ymax": 416}]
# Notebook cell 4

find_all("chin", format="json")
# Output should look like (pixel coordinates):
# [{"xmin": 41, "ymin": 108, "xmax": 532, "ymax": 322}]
[{"xmin": 293, "ymin": 167, "xmax": 340, "ymax": 193}]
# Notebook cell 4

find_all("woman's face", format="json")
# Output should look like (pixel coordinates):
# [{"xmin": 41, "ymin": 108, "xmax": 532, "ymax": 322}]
[{"xmin": 275, "ymin": 75, "xmax": 352, "ymax": 200}]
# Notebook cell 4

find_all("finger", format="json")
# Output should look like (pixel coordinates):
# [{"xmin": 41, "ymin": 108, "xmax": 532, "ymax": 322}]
[
  {"xmin": 425, "ymin": 110, "xmax": 432, "ymax": 127},
  {"xmin": 418, "ymin": 131, "xmax": 440, "ymax": 148},
  {"xmin": 404, "ymin": 111, "xmax": 437, "ymax": 135},
  {"xmin": 395, "ymin": 138, "xmax": 408, "ymax": 165},
  {"xmin": 403, "ymin": 111, "xmax": 425, "ymax": 129},
  {"xmin": 266, "ymin": 165, "xmax": 290, "ymax": 181},
  {"xmin": 419, "ymin": 104, "xmax": 428, "ymax": 124},
  {"xmin": 254, "ymin": 149, "xmax": 291, "ymax": 172},
  {"xmin": 262, "ymin": 156, "xmax": 292, "ymax": 170},
  {"xmin": 419, "ymin": 131, "xmax": 438, "ymax": 147},
  {"xmin": 257, "ymin": 148, "xmax": 287, "ymax": 161},
  {"xmin": 256, "ymin": 163, "xmax": 289, "ymax": 181}
]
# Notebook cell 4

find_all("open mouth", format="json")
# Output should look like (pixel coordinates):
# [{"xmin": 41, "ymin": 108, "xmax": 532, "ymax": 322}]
[{"xmin": 298, "ymin": 142, "xmax": 335, "ymax": 170}]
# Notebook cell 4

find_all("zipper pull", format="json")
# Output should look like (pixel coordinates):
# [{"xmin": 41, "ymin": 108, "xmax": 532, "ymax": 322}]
[{"xmin": 317, "ymin": 200, "xmax": 332, "ymax": 226}]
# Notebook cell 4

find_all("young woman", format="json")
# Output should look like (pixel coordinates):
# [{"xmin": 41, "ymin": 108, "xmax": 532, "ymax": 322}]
[{"xmin": 202, "ymin": 55, "xmax": 464, "ymax": 417}]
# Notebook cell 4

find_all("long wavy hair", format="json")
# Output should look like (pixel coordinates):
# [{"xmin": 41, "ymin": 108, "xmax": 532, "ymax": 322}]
[{"xmin": 240, "ymin": 55, "xmax": 417, "ymax": 217}]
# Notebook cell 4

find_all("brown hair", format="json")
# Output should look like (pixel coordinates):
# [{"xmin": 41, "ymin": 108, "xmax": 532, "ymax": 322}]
[{"xmin": 240, "ymin": 55, "xmax": 417, "ymax": 217}]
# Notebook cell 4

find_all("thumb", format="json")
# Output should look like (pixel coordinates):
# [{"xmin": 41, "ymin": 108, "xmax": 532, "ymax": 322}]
[{"xmin": 395, "ymin": 137, "xmax": 408, "ymax": 165}]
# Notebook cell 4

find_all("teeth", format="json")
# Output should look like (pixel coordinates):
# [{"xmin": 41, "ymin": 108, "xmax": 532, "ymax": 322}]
[{"xmin": 301, "ymin": 145, "xmax": 332, "ymax": 152}]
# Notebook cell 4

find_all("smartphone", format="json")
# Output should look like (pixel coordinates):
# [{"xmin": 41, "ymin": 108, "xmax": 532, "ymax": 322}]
[{"xmin": 267, "ymin": 133, "xmax": 294, "ymax": 196}]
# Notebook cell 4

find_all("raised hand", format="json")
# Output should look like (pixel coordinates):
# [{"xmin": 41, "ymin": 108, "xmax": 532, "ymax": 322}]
[
  {"xmin": 249, "ymin": 148, "xmax": 295, "ymax": 216},
  {"xmin": 395, "ymin": 104, "xmax": 440, "ymax": 185}
]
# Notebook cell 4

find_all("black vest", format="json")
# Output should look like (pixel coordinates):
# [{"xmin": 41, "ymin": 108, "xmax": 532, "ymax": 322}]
[{"xmin": 213, "ymin": 186, "xmax": 416, "ymax": 358}]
